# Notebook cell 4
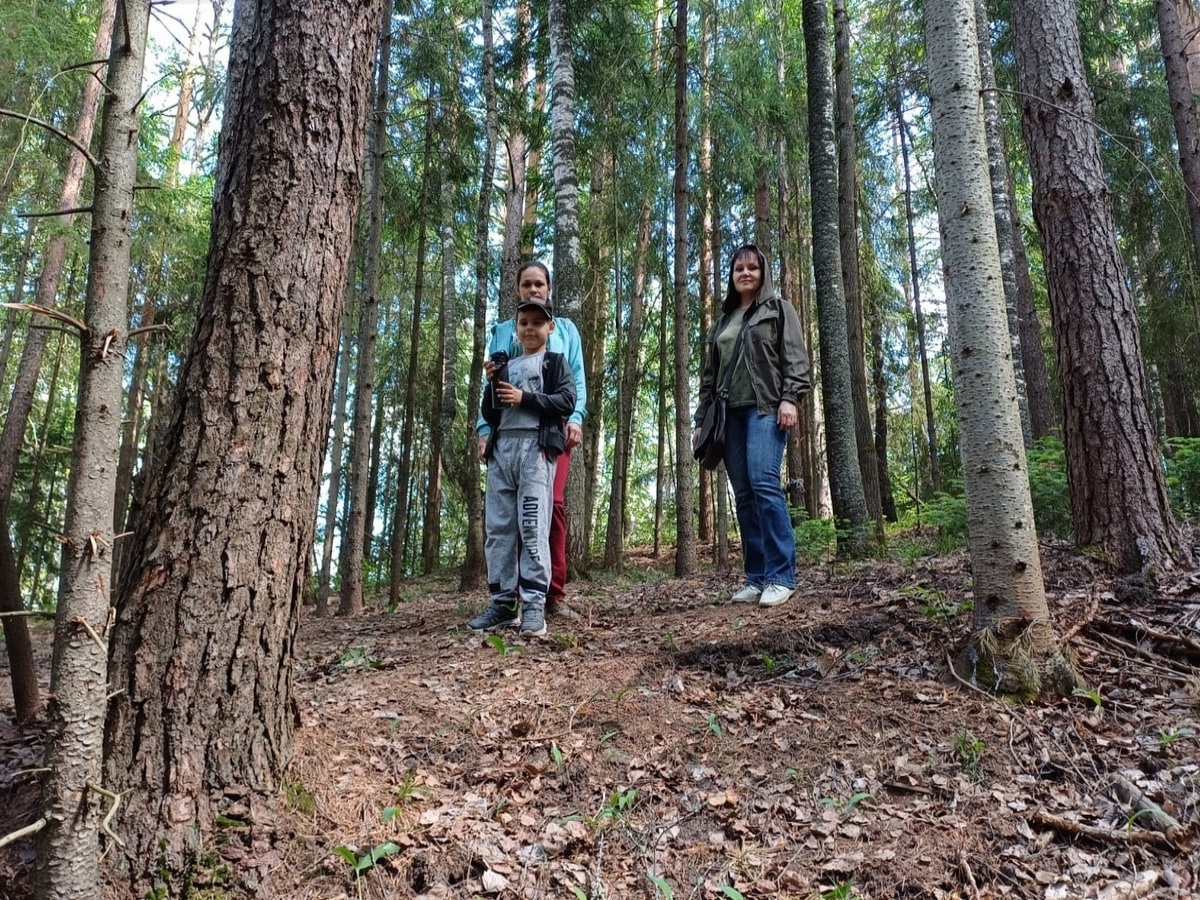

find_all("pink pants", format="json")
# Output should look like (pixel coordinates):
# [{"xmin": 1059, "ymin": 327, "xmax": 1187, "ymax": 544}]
[{"xmin": 548, "ymin": 443, "xmax": 571, "ymax": 603}]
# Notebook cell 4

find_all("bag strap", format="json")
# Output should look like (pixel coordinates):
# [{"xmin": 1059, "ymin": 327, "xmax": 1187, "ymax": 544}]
[{"xmin": 718, "ymin": 308, "xmax": 753, "ymax": 399}]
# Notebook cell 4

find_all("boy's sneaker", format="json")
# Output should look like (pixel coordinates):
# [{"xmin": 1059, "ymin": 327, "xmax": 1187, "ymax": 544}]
[
  {"xmin": 759, "ymin": 584, "xmax": 794, "ymax": 607},
  {"xmin": 731, "ymin": 584, "xmax": 762, "ymax": 603},
  {"xmin": 520, "ymin": 606, "xmax": 548, "ymax": 637},
  {"xmin": 468, "ymin": 601, "xmax": 520, "ymax": 631}
]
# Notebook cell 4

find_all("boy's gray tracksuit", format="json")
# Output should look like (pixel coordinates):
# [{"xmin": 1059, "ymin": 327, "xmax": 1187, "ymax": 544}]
[{"xmin": 480, "ymin": 350, "xmax": 576, "ymax": 614}]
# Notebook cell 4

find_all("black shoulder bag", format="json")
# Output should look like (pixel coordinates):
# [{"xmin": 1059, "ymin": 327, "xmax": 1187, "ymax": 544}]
[{"xmin": 694, "ymin": 312, "xmax": 751, "ymax": 471}]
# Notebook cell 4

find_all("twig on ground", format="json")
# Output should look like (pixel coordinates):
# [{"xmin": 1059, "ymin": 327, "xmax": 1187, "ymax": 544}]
[
  {"xmin": 0, "ymin": 817, "xmax": 46, "ymax": 849},
  {"xmin": 1030, "ymin": 809, "xmax": 1175, "ymax": 849}
]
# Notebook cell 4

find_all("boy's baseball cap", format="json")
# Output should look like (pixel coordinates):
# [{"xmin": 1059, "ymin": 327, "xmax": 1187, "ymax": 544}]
[{"xmin": 516, "ymin": 298, "xmax": 554, "ymax": 318}]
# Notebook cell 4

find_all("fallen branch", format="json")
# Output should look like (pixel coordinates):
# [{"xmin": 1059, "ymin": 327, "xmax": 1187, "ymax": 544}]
[
  {"xmin": 1127, "ymin": 616, "xmax": 1200, "ymax": 658},
  {"xmin": 1108, "ymin": 773, "xmax": 1194, "ymax": 850},
  {"xmin": 1031, "ymin": 809, "xmax": 1175, "ymax": 849}
]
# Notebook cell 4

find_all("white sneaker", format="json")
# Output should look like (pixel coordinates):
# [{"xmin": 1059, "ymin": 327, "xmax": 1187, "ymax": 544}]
[
  {"xmin": 731, "ymin": 584, "xmax": 762, "ymax": 603},
  {"xmin": 759, "ymin": 584, "xmax": 794, "ymax": 607}
]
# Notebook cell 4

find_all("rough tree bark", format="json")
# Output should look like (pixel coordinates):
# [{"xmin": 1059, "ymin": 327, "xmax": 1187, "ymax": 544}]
[
  {"xmin": 925, "ymin": 0, "xmax": 1076, "ymax": 699},
  {"xmin": 1013, "ymin": 0, "xmax": 1193, "ymax": 572},
  {"xmin": 102, "ymin": 1, "xmax": 383, "ymax": 894},
  {"xmin": 804, "ymin": 0, "xmax": 869, "ymax": 554},
  {"xmin": 37, "ymin": 2, "xmax": 147, "ymax": 896}
]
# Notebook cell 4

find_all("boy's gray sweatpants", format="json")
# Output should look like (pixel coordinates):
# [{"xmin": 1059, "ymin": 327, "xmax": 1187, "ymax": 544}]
[{"xmin": 485, "ymin": 433, "xmax": 556, "ymax": 611}]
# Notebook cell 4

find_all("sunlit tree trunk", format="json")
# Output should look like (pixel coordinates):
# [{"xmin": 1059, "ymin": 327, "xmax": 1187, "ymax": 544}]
[
  {"xmin": 500, "ymin": 0, "xmax": 531, "ymax": 319},
  {"xmin": 103, "ymin": 0, "xmax": 382, "ymax": 893},
  {"xmin": 39, "ymin": 2, "xmax": 147, "ymax": 895},
  {"xmin": 926, "ymin": 0, "xmax": 1076, "ymax": 698},
  {"xmin": 317, "ymin": 294, "xmax": 353, "ymax": 616},
  {"xmin": 697, "ymin": 3, "xmax": 715, "ymax": 545},
  {"xmin": 1013, "ymin": 0, "xmax": 1193, "ymax": 572}
]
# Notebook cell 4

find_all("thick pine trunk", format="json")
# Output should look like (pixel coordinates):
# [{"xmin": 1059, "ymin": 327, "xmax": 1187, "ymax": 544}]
[
  {"xmin": 925, "ymin": 0, "xmax": 1076, "ymax": 700},
  {"xmin": 1013, "ymin": 0, "xmax": 1192, "ymax": 572},
  {"xmin": 103, "ymin": 1, "xmax": 382, "ymax": 893},
  {"xmin": 804, "ymin": 0, "xmax": 869, "ymax": 554}
]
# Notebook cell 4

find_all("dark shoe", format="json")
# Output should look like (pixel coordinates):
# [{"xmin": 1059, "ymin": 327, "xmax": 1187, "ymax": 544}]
[
  {"xmin": 468, "ymin": 601, "xmax": 520, "ymax": 631},
  {"xmin": 520, "ymin": 606, "xmax": 548, "ymax": 637},
  {"xmin": 545, "ymin": 600, "xmax": 580, "ymax": 622}
]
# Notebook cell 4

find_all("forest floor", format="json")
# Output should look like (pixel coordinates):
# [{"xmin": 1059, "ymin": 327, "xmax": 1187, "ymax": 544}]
[{"xmin": 2, "ymin": 533, "xmax": 1200, "ymax": 899}]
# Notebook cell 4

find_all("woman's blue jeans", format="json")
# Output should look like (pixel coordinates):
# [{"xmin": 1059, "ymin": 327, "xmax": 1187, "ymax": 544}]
[{"xmin": 723, "ymin": 406, "xmax": 796, "ymax": 588}]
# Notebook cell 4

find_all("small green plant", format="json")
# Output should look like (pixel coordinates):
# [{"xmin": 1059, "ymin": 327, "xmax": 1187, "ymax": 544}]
[
  {"xmin": 333, "ymin": 841, "xmax": 402, "ymax": 898},
  {"xmin": 567, "ymin": 888, "xmax": 589, "ymax": 900},
  {"xmin": 1073, "ymin": 685, "xmax": 1103, "ymax": 709},
  {"xmin": 283, "ymin": 779, "xmax": 316, "ymax": 816},
  {"xmin": 954, "ymin": 727, "xmax": 985, "ymax": 782},
  {"xmin": 550, "ymin": 742, "xmax": 565, "ymax": 770},
  {"xmin": 721, "ymin": 888, "xmax": 746, "ymax": 900},
  {"xmin": 1163, "ymin": 437, "xmax": 1200, "ymax": 518},
  {"xmin": 759, "ymin": 652, "xmax": 777, "ymax": 675},
  {"xmin": 820, "ymin": 879, "xmax": 860, "ymax": 900},
  {"xmin": 590, "ymin": 788, "xmax": 638, "ymax": 829},
  {"xmin": 391, "ymin": 770, "xmax": 426, "ymax": 807},
  {"xmin": 1159, "ymin": 726, "xmax": 1193, "ymax": 749},
  {"xmin": 485, "ymin": 633, "xmax": 522, "ymax": 655},
  {"xmin": 707, "ymin": 713, "xmax": 724, "ymax": 738},
  {"xmin": 793, "ymin": 514, "xmax": 838, "ymax": 564},
  {"xmin": 845, "ymin": 645, "xmax": 880, "ymax": 666},
  {"xmin": 337, "ymin": 647, "xmax": 381, "ymax": 669},
  {"xmin": 646, "ymin": 869, "xmax": 675, "ymax": 899},
  {"xmin": 923, "ymin": 488, "xmax": 968, "ymax": 546},
  {"xmin": 1026, "ymin": 437, "xmax": 1073, "ymax": 538}
]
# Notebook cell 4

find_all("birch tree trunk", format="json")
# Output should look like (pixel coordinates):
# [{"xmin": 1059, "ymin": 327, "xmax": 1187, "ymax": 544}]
[
  {"xmin": 548, "ymin": 0, "xmax": 589, "ymax": 574},
  {"xmin": 925, "ymin": 0, "xmax": 1076, "ymax": 699},
  {"xmin": 804, "ymin": 0, "xmax": 869, "ymax": 555},
  {"xmin": 1012, "ymin": 0, "xmax": 1193, "ymax": 572},
  {"xmin": 103, "ymin": 1, "xmax": 382, "ymax": 892},
  {"xmin": 38, "ymin": 2, "xmax": 147, "ymax": 895}
]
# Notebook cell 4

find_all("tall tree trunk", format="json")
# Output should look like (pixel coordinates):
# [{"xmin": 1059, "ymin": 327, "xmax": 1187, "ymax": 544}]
[
  {"xmin": 834, "ymin": 0, "xmax": 883, "ymax": 536},
  {"xmin": 655, "ymin": 235, "xmax": 669, "ymax": 560},
  {"xmin": 39, "ymin": 2, "xmax": 147, "ymax": 895},
  {"xmin": 925, "ymin": 0, "xmax": 1076, "ymax": 698},
  {"xmin": 804, "ymin": 0, "xmax": 869, "ymax": 555},
  {"xmin": 461, "ymin": 0, "xmax": 498, "ymax": 591},
  {"xmin": 604, "ymin": 200, "xmax": 652, "ymax": 567},
  {"xmin": 341, "ymin": 11, "xmax": 391, "ymax": 615},
  {"xmin": 860, "ymin": 208, "xmax": 898, "ymax": 521},
  {"xmin": 896, "ymin": 102, "xmax": 942, "ymax": 495},
  {"xmin": 581, "ymin": 151, "xmax": 610, "ymax": 560},
  {"xmin": 697, "ymin": 3, "xmax": 715, "ymax": 545},
  {"xmin": 500, "ymin": 0, "xmax": 532, "ymax": 319},
  {"xmin": 102, "ymin": 1, "xmax": 382, "ymax": 893},
  {"xmin": 1158, "ymin": 0, "xmax": 1200, "ymax": 322},
  {"xmin": 424, "ymin": 185, "xmax": 454, "ymax": 575},
  {"xmin": 0, "ymin": 0, "xmax": 117, "ymax": 724},
  {"xmin": 318, "ymin": 296, "xmax": 353, "ymax": 615},
  {"xmin": 548, "ymin": 0, "xmax": 588, "ymax": 576},
  {"xmin": 1013, "ymin": 0, "xmax": 1193, "ymax": 572},
  {"xmin": 672, "ymin": 0, "xmax": 696, "ymax": 577},
  {"xmin": 391, "ymin": 100, "xmax": 435, "ymax": 594}
]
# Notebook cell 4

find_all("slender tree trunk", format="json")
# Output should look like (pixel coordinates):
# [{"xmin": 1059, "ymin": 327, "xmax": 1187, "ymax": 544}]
[
  {"xmin": 655, "ymin": 217, "xmax": 669, "ymax": 559},
  {"xmin": 424, "ymin": 187, "xmax": 453, "ymax": 575},
  {"xmin": 500, "ymin": 0, "xmax": 531, "ymax": 319},
  {"xmin": 604, "ymin": 200, "xmax": 651, "ymax": 567},
  {"xmin": 672, "ymin": 0, "xmax": 696, "ymax": 576},
  {"xmin": 39, "ymin": 2, "xmax": 147, "ymax": 895},
  {"xmin": 925, "ymin": 0, "xmax": 1076, "ymax": 698},
  {"xmin": 834, "ymin": 0, "xmax": 883, "ymax": 536},
  {"xmin": 804, "ymin": 0, "xmax": 869, "ymax": 555},
  {"xmin": 0, "ymin": 223, "xmax": 36, "ymax": 380},
  {"xmin": 974, "ymin": 0, "xmax": 1033, "ymax": 449},
  {"xmin": 341, "ymin": 11, "xmax": 391, "ymax": 615},
  {"xmin": 0, "ymin": 0, "xmax": 117, "ymax": 724},
  {"xmin": 392, "ymin": 101, "xmax": 435, "ymax": 593},
  {"xmin": 103, "ymin": 1, "xmax": 383, "ymax": 893},
  {"xmin": 1013, "ymin": 0, "xmax": 1192, "ymax": 572},
  {"xmin": 897, "ymin": 101, "xmax": 942, "ymax": 495},
  {"xmin": 697, "ymin": 4, "xmax": 715, "ymax": 545},
  {"xmin": 1158, "ymin": 0, "xmax": 1200, "ymax": 317},
  {"xmin": 461, "ymin": 0, "xmax": 497, "ymax": 590},
  {"xmin": 860, "ymin": 209, "xmax": 897, "ymax": 521},
  {"xmin": 318, "ymin": 298, "xmax": 353, "ymax": 616}
]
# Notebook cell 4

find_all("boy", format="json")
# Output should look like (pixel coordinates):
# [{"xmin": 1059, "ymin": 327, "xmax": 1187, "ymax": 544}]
[{"xmin": 470, "ymin": 297, "xmax": 576, "ymax": 637}]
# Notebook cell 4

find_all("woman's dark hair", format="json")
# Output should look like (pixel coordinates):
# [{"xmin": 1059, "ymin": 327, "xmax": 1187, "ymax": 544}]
[
  {"xmin": 723, "ymin": 244, "xmax": 768, "ymax": 312},
  {"xmin": 515, "ymin": 260, "xmax": 551, "ymax": 285}
]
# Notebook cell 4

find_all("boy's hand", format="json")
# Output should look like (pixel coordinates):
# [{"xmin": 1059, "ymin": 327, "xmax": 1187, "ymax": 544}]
[
  {"xmin": 478, "ymin": 437, "xmax": 488, "ymax": 462},
  {"xmin": 495, "ymin": 381, "xmax": 523, "ymax": 406}
]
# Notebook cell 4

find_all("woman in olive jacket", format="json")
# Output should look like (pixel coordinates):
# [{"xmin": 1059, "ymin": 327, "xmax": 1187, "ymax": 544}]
[{"xmin": 693, "ymin": 244, "xmax": 811, "ymax": 607}]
